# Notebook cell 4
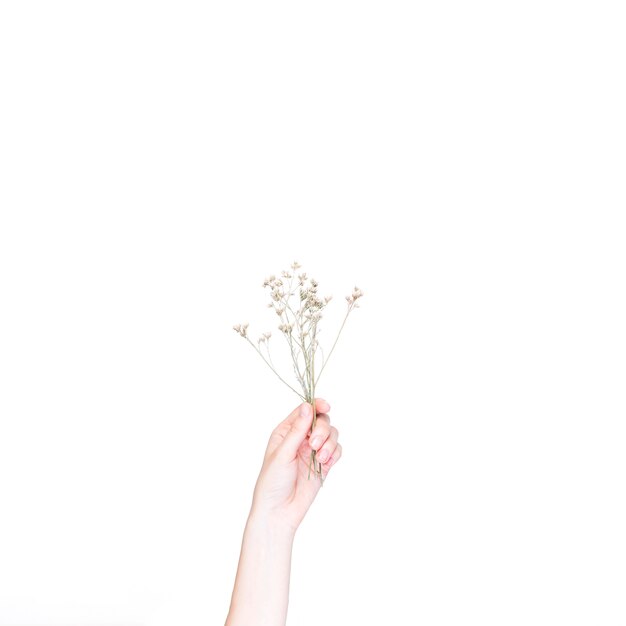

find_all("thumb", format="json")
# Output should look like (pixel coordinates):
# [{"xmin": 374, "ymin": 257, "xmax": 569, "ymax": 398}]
[{"xmin": 277, "ymin": 402, "xmax": 314, "ymax": 460}]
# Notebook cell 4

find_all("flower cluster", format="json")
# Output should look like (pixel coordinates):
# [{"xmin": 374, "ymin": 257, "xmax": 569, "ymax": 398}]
[
  {"xmin": 346, "ymin": 287, "xmax": 364, "ymax": 307},
  {"xmin": 233, "ymin": 262, "xmax": 363, "ymax": 482},
  {"xmin": 232, "ymin": 323, "xmax": 248, "ymax": 338}
]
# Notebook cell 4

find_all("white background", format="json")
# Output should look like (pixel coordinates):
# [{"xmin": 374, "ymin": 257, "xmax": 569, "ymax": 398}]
[{"xmin": 1, "ymin": 2, "xmax": 625, "ymax": 625}]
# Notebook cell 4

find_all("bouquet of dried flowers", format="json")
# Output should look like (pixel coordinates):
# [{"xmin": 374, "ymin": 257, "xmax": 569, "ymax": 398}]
[{"xmin": 233, "ymin": 261, "xmax": 363, "ymax": 483}]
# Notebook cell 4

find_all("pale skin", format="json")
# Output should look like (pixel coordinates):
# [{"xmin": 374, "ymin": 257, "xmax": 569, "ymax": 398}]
[{"xmin": 225, "ymin": 397, "xmax": 342, "ymax": 626}]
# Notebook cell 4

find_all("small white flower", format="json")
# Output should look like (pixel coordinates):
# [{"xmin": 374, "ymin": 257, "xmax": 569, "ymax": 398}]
[{"xmin": 233, "ymin": 323, "xmax": 248, "ymax": 337}]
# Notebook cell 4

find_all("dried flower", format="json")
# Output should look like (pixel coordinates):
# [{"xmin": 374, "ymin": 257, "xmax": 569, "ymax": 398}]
[
  {"xmin": 232, "ymin": 323, "xmax": 249, "ymax": 338},
  {"xmin": 232, "ymin": 262, "xmax": 364, "ymax": 482}
]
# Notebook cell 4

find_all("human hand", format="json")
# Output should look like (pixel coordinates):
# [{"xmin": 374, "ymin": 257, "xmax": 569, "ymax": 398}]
[{"xmin": 250, "ymin": 398, "xmax": 342, "ymax": 533}]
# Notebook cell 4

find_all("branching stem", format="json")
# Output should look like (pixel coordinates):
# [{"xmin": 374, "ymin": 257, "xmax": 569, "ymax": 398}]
[
  {"xmin": 245, "ymin": 337, "xmax": 304, "ymax": 400},
  {"xmin": 315, "ymin": 305, "xmax": 353, "ymax": 387}
]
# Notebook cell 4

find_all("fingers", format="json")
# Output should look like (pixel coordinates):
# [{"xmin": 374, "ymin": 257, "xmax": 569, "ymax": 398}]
[
  {"xmin": 277, "ymin": 402, "xmax": 314, "ymax": 460},
  {"xmin": 308, "ymin": 412, "xmax": 341, "ymax": 469},
  {"xmin": 275, "ymin": 398, "xmax": 333, "ymax": 462},
  {"xmin": 324, "ymin": 442, "xmax": 342, "ymax": 469},
  {"xmin": 308, "ymin": 415, "xmax": 331, "ymax": 450},
  {"xmin": 315, "ymin": 397, "xmax": 330, "ymax": 414},
  {"xmin": 315, "ymin": 425, "xmax": 338, "ymax": 464},
  {"xmin": 274, "ymin": 397, "xmax": 330, "ymax": 432},
  {"xmin": 308, "ymin": 412, "xmax": 329, "ymax": 449}
]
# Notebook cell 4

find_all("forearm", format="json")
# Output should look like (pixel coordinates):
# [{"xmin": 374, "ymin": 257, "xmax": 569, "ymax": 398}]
[{"xmin": 225, "ymin": 510, "xmax": 296, "ymax": 626}]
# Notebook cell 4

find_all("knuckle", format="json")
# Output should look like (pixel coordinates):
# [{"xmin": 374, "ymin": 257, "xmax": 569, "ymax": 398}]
[{"xmin": 314, "ymin": 422, "xmax": 330, "ymax": 436}]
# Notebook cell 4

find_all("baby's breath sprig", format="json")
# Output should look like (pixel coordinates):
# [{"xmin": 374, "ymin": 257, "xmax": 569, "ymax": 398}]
[{"xmin": 233, "ymin": 261, "xmax": 363, "ymax": 483}]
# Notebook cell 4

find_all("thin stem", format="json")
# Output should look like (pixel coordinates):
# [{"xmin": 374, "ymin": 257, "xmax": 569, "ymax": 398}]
[
  {"xmin": 279, "ymin": 277, "xmax": 308, "ymax": 396},
  {"xmin": 279, "ymin": 310, "xmax": 307, "ymax": 394},
  {"xmin": 264, "ymin": 340, "xmax": 276, "ymax": 370},
  {"xmin": 301, "ymin": 314, "xmax": 317, "ymax": 396},
  {"xmin": 284, "ymin": 296, "xmax": 311, "ymax": 393},
  {"xmin": 283, "ymin": 329, "xmax": 306, "ymax": 392},
  {"xmin": 315, "ymin": 305, "xmax": 353, "ymax": 387},
  {"xmin": 245, "ymin": 337, "xmax": 305, "ymax": 400},
  {"xmin": 318, "ymin": 340, "xmax": 325, "ymax": 369},
  {"xmin": 310, "ymin": 320, "xmax": 323, "ymax": 485}
]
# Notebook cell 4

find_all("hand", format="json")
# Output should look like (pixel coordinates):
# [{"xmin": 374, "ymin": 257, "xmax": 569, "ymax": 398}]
[{"xmin": 250, "ymin": 398, "xmax": 342, "ymax": 533}]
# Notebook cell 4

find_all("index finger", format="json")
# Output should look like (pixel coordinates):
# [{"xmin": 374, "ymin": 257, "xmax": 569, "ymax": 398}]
[{"xmin": 277, "ymin": 397, "xmax": 330, "ymax": 430}]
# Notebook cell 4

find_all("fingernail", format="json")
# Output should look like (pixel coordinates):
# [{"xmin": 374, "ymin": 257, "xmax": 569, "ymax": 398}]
[
  {"xmin": 300, "ymin": 403, "xmax": 311, "ymax": 419},
  {"xmin": 318, "ymin": 449, "xmax": 329, "ymax": 463},
  {"xmin": 310, "ymin": 436, "xmax": 322, "ymax": 450}
]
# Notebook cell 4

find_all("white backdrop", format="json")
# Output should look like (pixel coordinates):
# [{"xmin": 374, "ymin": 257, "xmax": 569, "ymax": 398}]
[{"xmin": 1, "ymin": 2, "xmax": 624, "ymax": 625}]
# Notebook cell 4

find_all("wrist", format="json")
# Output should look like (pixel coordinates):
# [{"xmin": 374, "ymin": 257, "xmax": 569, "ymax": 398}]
[{"xmin": 247, "ymin": 506, "xmax": 298, "ymax": 542}]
